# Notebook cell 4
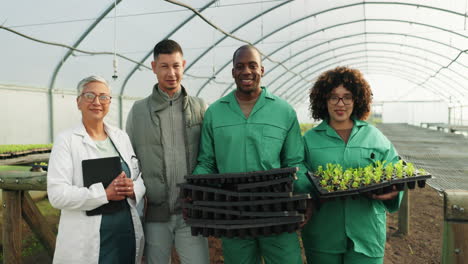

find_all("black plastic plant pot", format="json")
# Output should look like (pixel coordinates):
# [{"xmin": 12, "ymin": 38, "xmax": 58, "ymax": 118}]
[
  {"xmin": 407, "ymin": 181, "xmax": 416, "ymax": 189},
  {"xmin": 395, "ymin": 183, "xmax": 405, "ymax": 191},
  {"xmin": 383, "ymin": 185, "xmax": 394, "ymax": 193},
  {"xmin": 372, "ymin": 188, "xmax": 384, "ymax": 195},
  {"xmin": 0, "ymin": 153, "xmax": 9, "ymax": 160},
  {"xmin": 417, "ymin": 180, "xmax": 426, "ymax": 188}
]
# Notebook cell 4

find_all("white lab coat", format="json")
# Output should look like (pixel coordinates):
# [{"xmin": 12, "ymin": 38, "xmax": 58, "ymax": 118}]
[{"xmin": 47, "ymin": 122, "xmax": 145, "ymax": 264}]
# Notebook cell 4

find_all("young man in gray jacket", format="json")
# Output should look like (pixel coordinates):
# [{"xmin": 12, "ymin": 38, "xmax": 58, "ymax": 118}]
[{"xmin": 126, "ymin": 39, "xmax": 208, "ymax": 264}]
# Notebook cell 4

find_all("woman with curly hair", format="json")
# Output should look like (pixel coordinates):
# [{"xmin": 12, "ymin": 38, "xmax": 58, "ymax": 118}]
[{"xmin": 301, "ymin": 66, "xmax": 402, "ymax": 264}]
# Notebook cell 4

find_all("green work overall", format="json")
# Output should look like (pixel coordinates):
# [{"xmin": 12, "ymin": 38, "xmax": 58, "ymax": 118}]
[
  {"xmin": 302, "ymin": 120, "xmax": 402, "ymax": 264},
  {"xmin": 194, "ymin": 87, "xmax": 310, "ymax": 264}
]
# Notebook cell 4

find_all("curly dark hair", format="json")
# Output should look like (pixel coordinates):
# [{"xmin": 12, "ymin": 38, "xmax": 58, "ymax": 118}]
[{"xmin": 309, "ymin": 66, "xmax": 372, "ymax": 121}]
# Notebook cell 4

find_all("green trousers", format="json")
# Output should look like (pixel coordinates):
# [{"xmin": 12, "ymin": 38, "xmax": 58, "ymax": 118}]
[
  {"xmin": 222, "ymin": 232, "xmax": 302, "ymax": 264},
  {"xmin": 304, "ymin": 239, "xmax": 383, "ymax": 264}
]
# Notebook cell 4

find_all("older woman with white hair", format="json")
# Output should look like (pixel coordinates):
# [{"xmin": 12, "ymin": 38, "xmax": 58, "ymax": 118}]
[{"xmin": 47, "ymin": 75, "xmax": 145, "ymax": 264}]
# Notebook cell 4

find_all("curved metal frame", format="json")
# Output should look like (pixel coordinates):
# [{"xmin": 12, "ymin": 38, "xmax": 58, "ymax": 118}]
[
  {"xmin": 48, "ymin": 0, "xmax": 123, "ymax": 90},
  {"xmin": 16, "ymin": 1, "xmax": 468, "ymax": 141},
  {"xmin": 184, "ymin": 0, "xmax": 293, "ymax": 72},
  {"xmin": 284, "ymin": 56, "xmax": 458, "ymax": 104},
  {"xmin": 46, "ymin": 0, "xmax": 122, "ymax": 142},
  {"xmin": 188, "ymin": 1, "xmax": 467, "ymax": 77},
  {"xmin": 287, "ymin": 58, "xmax": 459, "ymax": 106},
  {"xmin": 119, "ymin": 0, "xmax": 291, "ymax": 101},
  {"xmin": 117, "ymin": 0, "xmax": 217, "ymax": 127},
  {"xmin": 291, "ymin": 66, "xmax": 445, "ymax": 106},
  {"xmin": 351, "ymin": 64, "xmax": 453, "ymax": 100},
  {"xmin": 285, "ymin": 55, "xmax": 462, "ymax": 104},
  {"xmin": 268, "ymin": 48, "xmax": 467, "ymax": 97},
  {"xmin": 219, "ymin": 31, "xmax": 467, "ymax": 97},
  {"xmin": 48, "ymin": 0, "xmax": 122, "ymax": 142},
  {"xmin": 290, "ymin": 63, "xmax": 453, "ymax": 106},
  {"xmin": 266, "ymin": 44, "xmax": 466, "ymax": 96},
  {"xmin": 229, "ymin": 50, "xmax": 463, "ymax": 106},
  {"xmin": 343, "ymin": 64, "xmax": 455, "ymax": 101},
  {"xmin": 119, "ymin": 0, "xmax": 217, "ymax": 96},
  {"xmin": 193, "ymin": 6, "xmax": 467, "ymax": 97},
  {"xmin": 348, "ymin": 63, "xmax": 462, "ymax": 101},
  {"xmin": 263, "ymin": 33, "xmax": 466, "ymax": 84}
]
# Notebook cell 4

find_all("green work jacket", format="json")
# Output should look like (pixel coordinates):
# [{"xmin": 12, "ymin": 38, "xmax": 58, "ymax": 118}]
[
  {"xmin": 302, "ymin": 119, "xmax": 402, "ymax": 257},
  {"xmin": 193, "ymin": 87, "xmax": 310, "ymax": 194}
]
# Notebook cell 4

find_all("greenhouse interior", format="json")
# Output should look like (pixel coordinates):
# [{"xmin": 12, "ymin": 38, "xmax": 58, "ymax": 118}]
[{"xmin": 1, "ymin": 0, "xmax": 467, "ymax": 263}]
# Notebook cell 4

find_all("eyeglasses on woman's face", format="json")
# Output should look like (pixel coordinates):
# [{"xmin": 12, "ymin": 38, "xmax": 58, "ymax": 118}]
[
  {"xmin": 80, "ymin": 92, "xmax": 112, "ymax": 104},
  {"xmin": 328, "ymin": 95, "xmax": 353, "ymax": 105}
]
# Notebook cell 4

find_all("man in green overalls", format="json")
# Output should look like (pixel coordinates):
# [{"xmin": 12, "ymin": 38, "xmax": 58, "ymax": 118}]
[{"xmin": 193, "ymin": 45, "xmax": 310, "ymax": 264}]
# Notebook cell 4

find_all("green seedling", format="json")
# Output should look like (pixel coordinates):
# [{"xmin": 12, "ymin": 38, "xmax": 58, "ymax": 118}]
[
  {"xmin": 320, "ymin": 179, "xmax": 328, "ymax": 187},
  {"xmin": 363, "ymin": 176, "xmax": 372, "ymax": 185},
  {"xmin": 332, "ymin": 176, "xmax": 341, "ymax": 185},
  {"xmin": 418, "ymin": 168, "xmax": 427, "ymax": 175},
  {"xmin": 339, "ymin": 181, "xmax": 348, "ymax": 190},
  {"xmin": 351, "ymin": 180, "xmax": 360, "ymax": 188},
  {"xmin": 405, "ymin": 163, "xmax": 415, "ymax": 177},
  {"xmin": 385, "ymin": 163, "xmax": 394, "ymax": 181},
  {"xmin": 394, "ymin": 160, "xmax": 404, "ymax": 179}
]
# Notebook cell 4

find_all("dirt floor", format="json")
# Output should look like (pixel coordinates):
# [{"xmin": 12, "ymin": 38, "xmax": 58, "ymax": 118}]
[
  {"xmin": 384, "ymin": 186, "xmax": 443, "ymax": 264},
  {"xmin": 2, "ymin": 186, "xmax": 442, "ymax": 264}
]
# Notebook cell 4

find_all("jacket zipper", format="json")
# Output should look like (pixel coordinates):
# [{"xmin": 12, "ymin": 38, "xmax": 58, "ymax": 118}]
[{"xmin": 169, "ymin": 100, "xmax": 175, "ymax": 213}]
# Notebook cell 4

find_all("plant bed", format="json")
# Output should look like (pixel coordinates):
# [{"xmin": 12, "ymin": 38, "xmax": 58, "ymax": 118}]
[
  {"xmin": 307, "ymin": 161, "xmax": 431, "ymax": 199},
  {"xmin": 0, "ymin": 144, "xmax": 53, "ymax": 160}
]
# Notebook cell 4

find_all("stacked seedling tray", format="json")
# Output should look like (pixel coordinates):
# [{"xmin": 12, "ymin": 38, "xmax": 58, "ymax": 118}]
[
  {"xmin": 179, "ymin": 167, "xmax": 310, "ymax": 238},
  {"xmin": 307, "ymin": 161, "xmax": 432, "ymax": 199}
]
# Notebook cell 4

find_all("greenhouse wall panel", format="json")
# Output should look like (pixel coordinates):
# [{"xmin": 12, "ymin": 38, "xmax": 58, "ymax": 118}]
[
  {"xmin": 382, "ymin": 101, "xmax": 448, "ymax": 125},
  {"xmin": 52, "ymin": 93, "xmax": 82, "ymax": 139},
  {"xmin": 0, "ymin": 88, "xmax": 49, "ymax": 144}
]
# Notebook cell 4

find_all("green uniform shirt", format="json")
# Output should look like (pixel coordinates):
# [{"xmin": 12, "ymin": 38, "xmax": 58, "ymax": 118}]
[
  {"xmin": 193, "ymin": 86, "xmax": 309, "ymax": 193},
  {"xmin": 302, "ymin": 119, "xmax": 402, "ymax": 257}
]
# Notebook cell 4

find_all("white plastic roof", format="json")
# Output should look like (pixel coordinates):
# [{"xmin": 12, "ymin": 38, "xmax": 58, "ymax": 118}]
[{"xmin": 1, "ymin": 0, "xmax": 467, "ymax": 107}]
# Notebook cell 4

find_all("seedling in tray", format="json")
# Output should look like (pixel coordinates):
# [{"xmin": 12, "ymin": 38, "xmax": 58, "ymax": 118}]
[{"xmin": 309, "ymin": 161, "xmax": 432, "ymax": 198}]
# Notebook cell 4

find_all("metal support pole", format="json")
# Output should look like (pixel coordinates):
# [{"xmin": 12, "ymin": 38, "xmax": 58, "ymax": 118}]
[
  {"xmin": 48, "ymin": 90, "xmax": 54, "ymax": 143},
  {"xmin": 119, "ymin": 95, "xmax": 124, "ymax": 129},
  {"xmin": 442, "ymin": 189, "xmax": 468, "ymax": 264},
  {"xmin": 398, "ymin": 188, "xmax": 410, "ymax": 235}
]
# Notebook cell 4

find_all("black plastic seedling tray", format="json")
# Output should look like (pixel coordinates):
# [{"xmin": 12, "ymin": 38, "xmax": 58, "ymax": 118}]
[
  {"xmin": 183, "ymin": 203, "xmax": 302, "ymax": 218},
  {"xmin": 185, "ymin": 167, "xmax": 298, "ymax": 185},
  {"xmin": 307, "ymin": 172, "xmax": 432, "ymax": 199},
  {"xmin": 389, "ymin": 175, "xmax": 432, "ymax": 190},
  {"xmin": 180, "ymin": 167, "xmax": 310, "ymax": 238},
  {"xmin": 187, "ymin": 215, "xmax": 304, "ymax": 238},
  {"xmin": 186, "ymin": 215, "xmax": 304, "ymax": 225},
  {"xmin": 193, "ymin": 194, "xmax": 309, "ymax": 211},
  {"xmin": 178, "ymin": 183, "xmax": 294, "ymax": 199}
]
